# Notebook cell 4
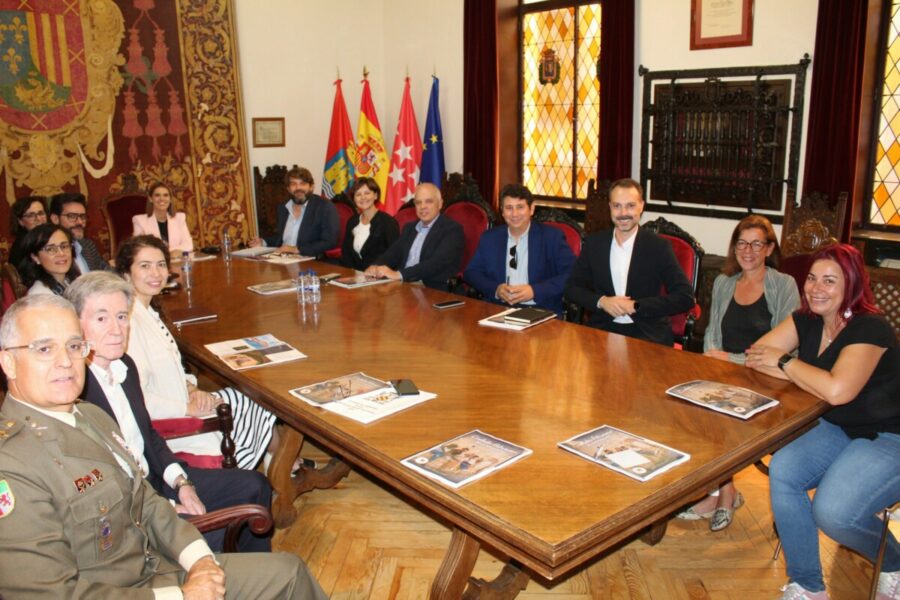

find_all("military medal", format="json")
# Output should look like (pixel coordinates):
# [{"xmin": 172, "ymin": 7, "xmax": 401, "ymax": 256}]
[
  {"xmin": 98, "ymin": 516, "xmax": 114, "ymax": 552},
  {"xmin": 0, "ymin": 480, "xmax": 15, "ymax": 518}
]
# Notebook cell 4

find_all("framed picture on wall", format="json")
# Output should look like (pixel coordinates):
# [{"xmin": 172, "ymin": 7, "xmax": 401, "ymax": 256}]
[
  {"xmin": 690, "ymin": 0, "xmax": 754, "ymax": 50},
  {"xmin": 252, "ymin": 117, "xmax": 285, "ymax": 147}
]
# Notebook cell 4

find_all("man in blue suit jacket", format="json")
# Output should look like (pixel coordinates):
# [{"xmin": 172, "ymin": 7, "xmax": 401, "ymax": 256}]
[
  {"xmin": 249, "ymin": 166, "xmax": 339, "ymax": 257},
  {"xmin": 464, "ymin": 184, "xmax": 575, "ymax": 314},
  {"xmin": 564, "ymin": 178, "xmax": 694, "ymax": 346},
  {"xmin": 366, "ymin": 183, "xmax": 464, "ymax": 290}
]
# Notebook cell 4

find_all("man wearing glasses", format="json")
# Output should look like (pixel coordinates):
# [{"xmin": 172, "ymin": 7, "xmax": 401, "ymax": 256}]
[
  {"xmin": 464, "ymin": 184, "xmax": 576, "ymax": 314},
  {"xmin": 49, "ymin": 192, "xmax": 110, "ymax": 273},
  {"xmin": 564, "ymin": 178, "xmax": 694, "ymax": 346},
  {"xmin": 0, "ymin": 295, "xmax": 326, "ymax": 599},
  {"xmin": 366, "ymin": 183, "xmax": 464, "ymax": 290}
]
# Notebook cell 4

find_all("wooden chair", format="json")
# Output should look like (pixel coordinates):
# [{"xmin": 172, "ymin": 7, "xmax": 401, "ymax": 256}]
[
  {"xmin": 443, "ymin": 196, "xmax": 493, "ymax": 283},
  {"xmin": 870, "ymin": 502, "xmax": 900, "ymax": 600},
  {"xmin": 534, "ymin": 207, "xmax": 584, "ymax": 256},
  {"xmin": 324, "ymin": 194, "xmax": 356, "ymax": 262},
  {"xmin": 151, "ymin": 402, "xmax": 238, "ymax": 469},
  {"xmin": 584, "ymin": 178, "xmax": 612, "ymax": 234},
  {"xmin": 101, "ymin": 178, "xmax": 148, "ymax": 258},
  {"xmin": 781, "ymin": 190, "xmax": 848, "ymax": 257},
  {"xmin": 867, "ymin": 265, "xmax": 900, "ymax": 339},
  {"xmin": 187, "ymin": 503, "xmax": 274, "ymax": 553},
  {"xmin": 252, "ymin": 164, "xmax": 294, "ymax": 241},
  {"xmin": 394, "ymin": 201, "xmax": 419, "ymax": 232},
  {"xmin": 643, "ymin": 217, "xmax": 705, "ymax": 350}
]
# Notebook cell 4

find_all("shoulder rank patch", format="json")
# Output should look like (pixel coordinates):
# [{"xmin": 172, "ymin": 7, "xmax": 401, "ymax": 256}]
[{"xmin": 0, "ymin": 479, "xmax": 15, "ymax": 518}]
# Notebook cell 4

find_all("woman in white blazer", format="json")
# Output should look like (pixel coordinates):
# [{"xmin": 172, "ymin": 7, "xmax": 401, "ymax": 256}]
[{"xmin": 132, "ymin": 182, "xmax": 194, "ymax": 255}]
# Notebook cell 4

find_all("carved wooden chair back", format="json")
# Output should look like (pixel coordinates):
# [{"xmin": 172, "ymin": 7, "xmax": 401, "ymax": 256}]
[
  {"xmin": 781, "ymin": 190, "xmax": 848, "ymax": 257},
  {"xmin": 534, "ymin": 207, "xmax": 584, "ymax": 256},
  {"xmin": 584, "ymin": 178, "xmax": 612, "ymax": 234},
  {"xmin": 252, "ymin": 164, "xmax": 294, "ymax": 241}
]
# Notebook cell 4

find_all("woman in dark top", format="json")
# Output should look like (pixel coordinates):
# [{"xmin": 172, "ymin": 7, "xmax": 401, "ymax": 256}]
[
  {"xmin": 745, "ymin": 244, "xmax": 899, "ymax": 600},
  {"xmin": 17, "ymin": 223, "xmax": 80, "ymax": 295},
  {"xmin": 679, "ymin": 216, "xmax": 800, "ymax": 531},
  {"xmin": 8, "ymin": 196, "xmax": 48, "ymax": 267},
  {"xmin": 340, "ymin": 177, "xmax": 399, "ymax": 271}
]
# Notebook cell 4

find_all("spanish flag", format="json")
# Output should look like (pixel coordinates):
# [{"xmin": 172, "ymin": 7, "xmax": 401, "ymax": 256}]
[
  {"xmin": 354, "ymin": 77, "xmax": 389, "ymax": 197},
  {"xmin": 322, "ymin": 78, "xmax": 357, "ymax": 198}
]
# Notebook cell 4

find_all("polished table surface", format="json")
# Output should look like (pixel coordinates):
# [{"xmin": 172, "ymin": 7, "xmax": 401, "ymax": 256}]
[{"xmin": 160, "ymin": 257, "xmax": 827, "ymax": 593}]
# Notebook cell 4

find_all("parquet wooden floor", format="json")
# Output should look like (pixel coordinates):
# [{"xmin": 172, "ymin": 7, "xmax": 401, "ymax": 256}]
[{"xmin": 274, "ymin": 448, "xmax": 879, "ymax": 599}]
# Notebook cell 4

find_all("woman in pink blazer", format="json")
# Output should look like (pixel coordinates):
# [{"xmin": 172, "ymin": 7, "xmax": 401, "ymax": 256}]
[{"xmin": 132, "ymin": 182, "xmax": 194, "ymax": 255}]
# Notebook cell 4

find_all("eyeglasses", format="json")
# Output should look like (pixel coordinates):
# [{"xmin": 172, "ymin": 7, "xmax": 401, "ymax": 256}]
[
  {"xmin": 22, "ymin": 210, "xmax": 46, "ymax": 220},
  {"xmin": 509, "ymin": 245, "xmax": 518, "ymax": 270},
  {"xmin": 40, "ymin": 242, "xmax": 72, "ymax": 255},
  {"xmin": 735, "ymin": 240, "xmax": 769, "ymax": 253},
  {"xmin": 3, "ymin": 339, "xmax": 91, "ymax": 361},
  {"xmin": 61, "ymin": 212, "xmax": 87, "ymax": 222}
]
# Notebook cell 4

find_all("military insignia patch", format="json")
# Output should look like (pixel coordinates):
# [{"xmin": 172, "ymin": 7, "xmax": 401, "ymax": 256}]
[{"xmin": 0, "ymin": 479, "xmax": 15, "ymax": 518}]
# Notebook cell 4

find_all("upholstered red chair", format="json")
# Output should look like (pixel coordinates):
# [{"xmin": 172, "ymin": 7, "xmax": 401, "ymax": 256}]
[
  {"xmin": 443, "ymin": 198, "xmax": 492, "ymax": 274},
  {"xmin": 324, "ymin": 194, "xmax": 356, "ymax": 261},
  {"xmin": 0, "ymin": 262, "xmax": 26, "ymax": 315},
  {"xmin": 394, "ymin": 202, "xmax": 419, "ymax": 231},
  {"xmin": 101, "ymin": 191, "xmax": 148, "ymax": 257},
  {"xmin": 644, "ymin": 217, "xmax": 704, "ymax": 350},
  {"xmin": 151, "ymin": 403, "xmax": 237, "ymax": 469},
  {"xmin": 534, "ymin": 207, "xmax": 584, "ymax": 256}
]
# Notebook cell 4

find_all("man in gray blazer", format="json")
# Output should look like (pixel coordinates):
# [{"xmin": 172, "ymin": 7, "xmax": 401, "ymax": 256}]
[{"xmin": 0, "ymin": 294, "xmax": 326, "ymax": 599}]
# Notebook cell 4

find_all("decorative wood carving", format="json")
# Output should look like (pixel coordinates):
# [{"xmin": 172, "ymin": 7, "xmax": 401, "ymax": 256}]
[
  {"xmin": 781, "ymin": 191, "xmax": 848, "ymax": 257},
  {"xmin": 639, "ymin": 57, "xmax": 810, "ymax": 221},
  {"xmin": 252, "ymin": 164, "xmax": 293, "ymax": 241},
  {"xmin": 584, "ymin": 178, "xmax": 612, "ymax": 234}
]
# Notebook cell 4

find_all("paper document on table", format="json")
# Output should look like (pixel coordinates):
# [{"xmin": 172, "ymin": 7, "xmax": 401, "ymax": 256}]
[
  {"xmin": 478, "ymin": 308, "xmax": 555, "ymax": 332},
  {"xmin": 402, "ymin": 430, "xmax": 532, "ymax": 489},
  {"xmin": 289, "ymin": 372, "xmax": 436, "ymax": 423},
  {"xmin": 204, "ymin": 334, "xmax": 305, "ymax": 370},
  {"xmin": 558, "ymin": 424, "xmax": 689, "ymax": 482},
  {"xmin": 247, "ymin": 279, "xmax": 296, "ymax": 295},
  {"xmin": 666, "ymin": 380, "xmax": 779, "ymax": 420},
  {"xmin": 328, "ymin": 274, "xmax": 392, "ymax": 289},
  {"xmin": 232, "ymin": 246, "xmax": 274, "ymax": 258}
]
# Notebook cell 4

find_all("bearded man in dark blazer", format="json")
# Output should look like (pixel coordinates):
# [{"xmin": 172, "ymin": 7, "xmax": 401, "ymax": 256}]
[{"xmin": 564, "ymin": 178, "xmax": 694, "ymax": 346}]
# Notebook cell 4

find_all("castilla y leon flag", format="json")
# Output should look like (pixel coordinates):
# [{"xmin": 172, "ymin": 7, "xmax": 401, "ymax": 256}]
[
  {"xmin": 384, "ymin": 77, "xmax": 422, "ymax": 215},
  {"xmin": 420, "ymin": 76, "xmax": 445, "ymax": 188},
  {"xmin": 354, "ymin": 77, "xmax": 389, "ymax": 197},
  {"xmin": 322, "ymin": 78, "xmax": 357, "ymax": 199}
]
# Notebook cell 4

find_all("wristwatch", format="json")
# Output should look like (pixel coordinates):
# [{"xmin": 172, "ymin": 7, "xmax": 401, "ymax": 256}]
[
  {"xmin": 777, "ymin": 353, "xmax": 795, "ymax": 371},
  {"xmin": 175, "ymin": 477, "xmax": 195, "ymax": 490}
]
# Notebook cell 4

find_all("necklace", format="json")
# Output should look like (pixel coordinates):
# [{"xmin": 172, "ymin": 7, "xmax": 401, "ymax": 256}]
[{"xmin": 823, "ymin": 319, "xmax": 845, "ymax": 345}]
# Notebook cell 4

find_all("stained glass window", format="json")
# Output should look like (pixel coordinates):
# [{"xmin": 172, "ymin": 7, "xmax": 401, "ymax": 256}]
[
  {"xmin": 521, "ymin": 3, "xmax": 601, "ymax": 200},
  {"xmin": 871, "ymin": 0, "xmax": 900, "ymax": 227}
]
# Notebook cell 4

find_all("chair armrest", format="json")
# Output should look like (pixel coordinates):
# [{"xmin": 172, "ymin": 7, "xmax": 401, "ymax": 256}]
[
  {"xmin": 152, "ymin": 416, "xmax": 217, "ymax": 439},
  {"xmin": 185, "ymin": 503, "xmax": 273, "ymax": 553}
]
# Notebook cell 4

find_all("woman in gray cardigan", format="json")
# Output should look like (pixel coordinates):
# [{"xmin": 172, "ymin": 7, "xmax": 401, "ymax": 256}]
[{"xmin": 678, "ymin": 215, "xmax": 800, "ymax": 531}]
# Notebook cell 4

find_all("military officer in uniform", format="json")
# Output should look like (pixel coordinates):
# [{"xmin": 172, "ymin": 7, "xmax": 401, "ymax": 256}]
[{"xmin": 0, "ymin": 294, "xmax": 327, "ymax": 599}]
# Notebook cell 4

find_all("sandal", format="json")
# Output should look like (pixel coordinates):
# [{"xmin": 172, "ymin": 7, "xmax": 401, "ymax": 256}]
[
  {"xmin": 709, "ymin": 491, "xmax": 744, "ymax": 531},
  {"xmin": 675, "ymin": 502, "xmax": 716, "ymax": 520}
]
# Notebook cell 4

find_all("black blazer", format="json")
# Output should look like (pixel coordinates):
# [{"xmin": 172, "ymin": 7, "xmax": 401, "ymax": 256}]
[
  {"xmin": 375, "ymin": 215, "xmax": 464, "ymax": 290},
  {"xmin": 81, "ymin": 353, "xmax": 183, "ymax": 495},
  {"xmin": 564, "ymin": 227, "xmax": 694, "ymax": 345},
  {"xmin": 263, "ymin": 194, "xmax": 339, "ymax": 257},
  {"xmin": 340, "ymin": 211, "xmax": 400, "ymax": 271}
]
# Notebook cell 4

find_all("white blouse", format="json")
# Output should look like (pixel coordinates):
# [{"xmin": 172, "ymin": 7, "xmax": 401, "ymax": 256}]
[{"xmin": 352, "ymin": 221, "xmax": 371, "ymax": 256}]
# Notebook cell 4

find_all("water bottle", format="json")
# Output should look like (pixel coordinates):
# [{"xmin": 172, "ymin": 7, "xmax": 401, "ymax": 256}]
[
  {"xmin": 222, "ymin": 232, "xmax": 232, "ymax": 263},
  {"xmin": 296, "ymin": 272, "xmax": 308, "ymax": 304},
  {"xmin": 181, "ymin": 251, "xmax": 193, "ymax": 291},
  {"xmin": 310, "ymin": 269, "xmax": 321, "ymax": 305}
]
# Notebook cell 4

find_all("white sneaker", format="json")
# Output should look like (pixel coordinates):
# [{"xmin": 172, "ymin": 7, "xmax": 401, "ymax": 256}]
[
  {"xmin": 779, "ymin": 582, "xmax": 829, "ymax": 599},
  {"xmin": 878, "ymin": 571, "xmax": 900, "ymax": 600}
]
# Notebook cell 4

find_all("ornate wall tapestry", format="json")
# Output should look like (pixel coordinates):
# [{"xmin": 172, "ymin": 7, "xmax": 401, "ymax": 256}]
[{"xmin": 0, "ymin": 0, "xmax": 252, "ymax": 259}]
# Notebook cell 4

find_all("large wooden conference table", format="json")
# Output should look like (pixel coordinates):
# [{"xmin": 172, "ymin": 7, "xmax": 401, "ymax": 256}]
[{"xmin": 160, "ymin": 257, "xmax": 827, "ymax": 599}]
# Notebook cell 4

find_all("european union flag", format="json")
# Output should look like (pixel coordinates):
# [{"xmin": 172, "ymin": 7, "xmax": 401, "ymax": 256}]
[{"xmin": 420, "ymin": 76, "xmax": 445, "ymax": 187}]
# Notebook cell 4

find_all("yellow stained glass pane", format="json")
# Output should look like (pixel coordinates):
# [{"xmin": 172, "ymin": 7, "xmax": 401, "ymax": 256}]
[
  {"xmin": 872, "ymin": 0, "xmax": 900, "ymax": 225},
  {"xmin": 522, "ymin": 3, "xmax": 600, "ymax": 199}
]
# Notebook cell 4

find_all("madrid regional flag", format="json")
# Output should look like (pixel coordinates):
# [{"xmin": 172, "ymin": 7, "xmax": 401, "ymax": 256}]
[
  {"xmin": 354, "ymin": 77, "xmax": 389, "ymax": 197},
  {"xmin": 383, "ymin": 77, "xmax": 422, "ymax": 215},
  {"xmin": 322, "ymin": 78, "xmax": 356, "ymax": 198}
]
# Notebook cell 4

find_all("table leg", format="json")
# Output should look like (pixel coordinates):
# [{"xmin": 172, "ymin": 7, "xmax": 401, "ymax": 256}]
[
  {"xmin": 268, "ymin": 424, "xmax": 351, "ymax": 528},
  {"xmin": 431, "ymin": 529, "xmax": 530, "ymax": 600},
  {"xmin": 640, "ymin": 519, "xmax": 668, "ymax": 546}
]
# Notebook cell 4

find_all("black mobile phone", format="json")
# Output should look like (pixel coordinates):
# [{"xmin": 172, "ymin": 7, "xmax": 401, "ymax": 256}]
[
  {"xmin": 391, "ymin": 379, "xmax": 420, "ymax": 395},
  {"xmin": 432, "ymin": 300, "xmax": 465, "ymax": 310}
]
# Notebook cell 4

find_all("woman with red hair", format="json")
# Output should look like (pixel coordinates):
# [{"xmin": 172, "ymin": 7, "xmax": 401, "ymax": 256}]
[{"xmin": 746, "ymin": 244, "xmax": 899, "ymax": 600}]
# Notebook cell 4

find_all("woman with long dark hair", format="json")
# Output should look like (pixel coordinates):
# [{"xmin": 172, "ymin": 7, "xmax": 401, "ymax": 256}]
[{"xmin": 18, "ymin": 223, "xmax": 80, "ymax": 296}]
